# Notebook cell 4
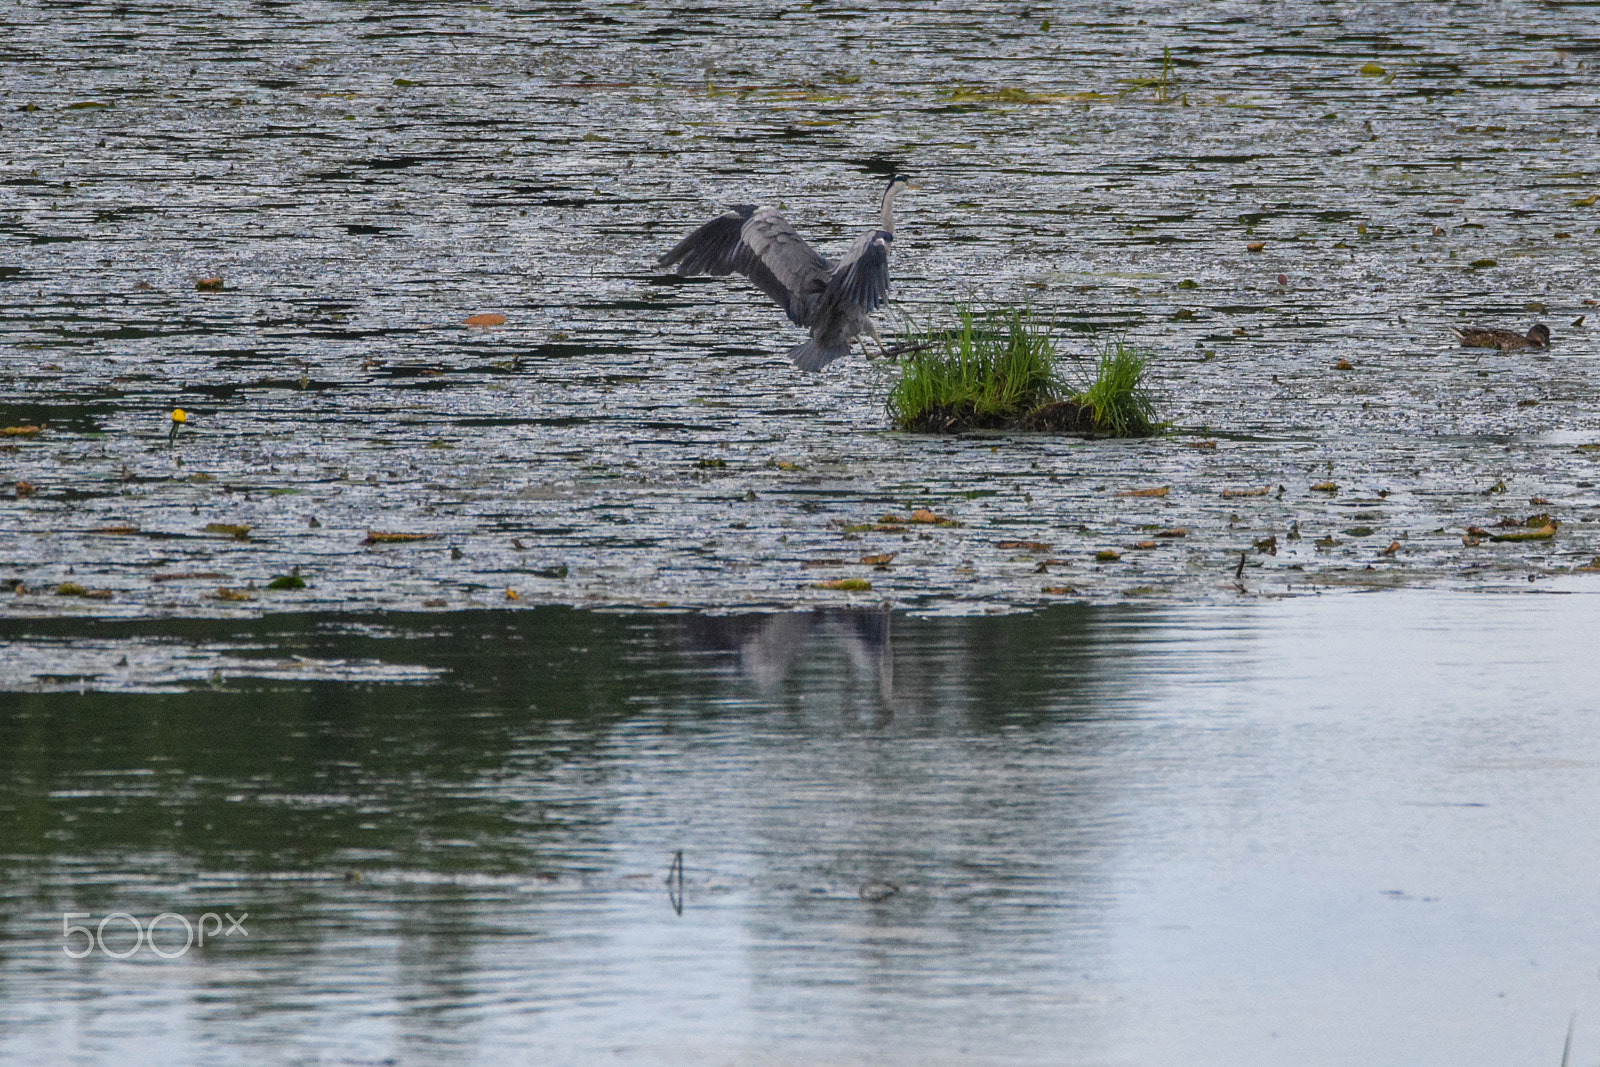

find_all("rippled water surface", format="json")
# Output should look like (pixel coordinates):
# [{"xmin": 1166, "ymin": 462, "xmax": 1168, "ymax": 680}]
[
  {"xmin": 4, "ymin": 592, "xmax": 1600, "ymax": 1066},
  {"xmin": 3, "ymin": 1, "xmax": 1600, "ymax": 614}
]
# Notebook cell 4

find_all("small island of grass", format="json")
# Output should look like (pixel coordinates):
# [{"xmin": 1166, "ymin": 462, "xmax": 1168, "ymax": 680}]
[{"xmin": 885, "ymin": 307, "xmax": 1159, "ymax": 437}]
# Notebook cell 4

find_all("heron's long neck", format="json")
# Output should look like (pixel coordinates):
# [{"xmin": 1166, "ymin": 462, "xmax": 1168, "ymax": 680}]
[{"xmin": 879, "ymin": 184, "xmax": 901, "ymax": 235}]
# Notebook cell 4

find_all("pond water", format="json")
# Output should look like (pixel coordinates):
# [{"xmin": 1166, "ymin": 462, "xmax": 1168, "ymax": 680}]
[
  {"xmin": 3, "ymin": 591, "xmax": 1599, "ymax": 1065},
  {"xmin": 4, "ymin": 3, "xmax": 1600, "ymax": 1064}
]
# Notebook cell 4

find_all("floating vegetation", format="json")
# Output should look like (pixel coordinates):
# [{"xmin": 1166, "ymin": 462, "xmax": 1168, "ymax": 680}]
[
  {"xmin": 947, "ymin": 85, "xmax": 1111, "ymax": 105},
  {"xmin": 364, "ymin": 531, "xmax": 438, "ymax": 545},
  {"xmin": 56, "ymin": 582, "xmax": 111, "ymax": 599},
  {"xmin": 1120, "ymin": 47, "xmax": 1181, "ymax": 103},
  {"xmin": 203, "ymin": 522, "xmax": 251, "ymax": 539},
  {"xmin": 886, "ymin": 307, "xmax": 1158, "ymax": 436}
]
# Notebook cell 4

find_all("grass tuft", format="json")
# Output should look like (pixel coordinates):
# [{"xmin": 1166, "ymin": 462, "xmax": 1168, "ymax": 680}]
[
  {"xmin": 1072, "ymin": 340, "xmax": 1158, "ymax": 438},
  {"xmin": 885, "ymin": 306, "xmax": 1159, "ymax": 437}
]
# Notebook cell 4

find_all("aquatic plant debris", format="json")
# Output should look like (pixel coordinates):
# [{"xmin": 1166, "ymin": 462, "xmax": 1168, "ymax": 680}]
[{"xmin": 1, "ymin": 3, "xmax": 1599, "ymax": 618}]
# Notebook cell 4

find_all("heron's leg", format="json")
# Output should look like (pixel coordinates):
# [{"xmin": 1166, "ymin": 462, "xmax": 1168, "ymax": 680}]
[{"xmin": 862, "ymin": 318, "xmax": 888, "ymax": 358}]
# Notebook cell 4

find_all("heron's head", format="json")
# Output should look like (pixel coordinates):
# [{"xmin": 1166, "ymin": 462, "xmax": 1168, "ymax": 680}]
[{"xmin": 887, "ymin": 174, "xmax": 920, "ymax": 192}]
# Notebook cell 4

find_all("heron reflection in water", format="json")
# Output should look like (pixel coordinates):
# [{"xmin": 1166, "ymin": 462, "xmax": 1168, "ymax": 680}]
[
  {"xmin": 679, "ymin": 609, "xmax": 893, "ymax": 716},
  {"xmin": 656, "ymin": 175, "xmax": 918, "ymax": 371}
]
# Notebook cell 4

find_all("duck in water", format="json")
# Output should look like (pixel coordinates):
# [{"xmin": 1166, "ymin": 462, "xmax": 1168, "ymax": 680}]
[{"xmin": 1450, "ymin": 323, "xmax": 1550, "ymax": 350}]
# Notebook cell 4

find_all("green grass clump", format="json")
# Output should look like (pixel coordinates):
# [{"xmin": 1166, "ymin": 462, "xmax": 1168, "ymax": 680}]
[
  {"xmin": 885, "ymin": 306, "xmax": 1158, "ymax": 437},
  {"xmin": 1072, "ymin": 340, "xmax": 1158, "ymax": 437},
  {"xmin": 886, "ymin": 306, "xmax": 1055, "ymax": 431}
]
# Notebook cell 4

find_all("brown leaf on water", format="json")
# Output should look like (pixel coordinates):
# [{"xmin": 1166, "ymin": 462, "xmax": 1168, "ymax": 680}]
[
  {"xmin": 1310, "ymin": 482, "xmax": 1338, "ymax": 493},
  {"xmin": 1334, "ymin": 359, "xmax": 1354, "ymax": 370},
  {"xmin": 1116, "ymin": 486, "xmax": 1169, "ymax": 498},
  {"xmin": 212, "ymin": 587, "xmax": 255, "ymax": 601},
  {"xmin": 878, "ymin": 509, "xmax": 956, "ymax": 526},
  {"xmin": 1041, "ymin": 585, "xmax": 1077, "ymax": 595},
  {"xmin": 859, "ymin": 552, "xmax": 898, "ymax": 566},
  {"xmin": 1095, "ymin": 549, "xmax": 1121, "ymax": 562},
  {"xmin": 505, "ymin": 588, "xmax": 520, "ymax": 600},
  {"xmin": 15, "ymin": 481, "xmax": 36, "ymax": 497},
  {"xmin": 814, "ymin": 578, "xmax": 872, "ymax": 591},
  {"xmin": 1221, "ymin": 486, "xmax": 1271, "ymax": 498},
  {"xmin": 363, "ymin": 531, "xmax": 438, "ymax": 544},
  {"xmin": 1132, "ymin": 541, "xmax": 1158, "ymax": 550},
  {"xmin": 801, "ymin": 559, "xmax": 846, "ymax": 568},
  {"xmin": 1185, "ymin": 440, "xmax": 1217, "ymax": 450},
  {"xmin": 464, "ymin": 313, "xmax": 507, "ymax": 327},
  {"xmin": 151, "ymin": 571, "xmax": 226, "ymax": 582},
  {"xmin": 1246, "ymin": 241, "xmax": 1265, "ymax": 252},
  {"xmin": 1529, "ymin": 496, "xmax": 1550, "ymax": 505},
  {"xmin": 196, "ymin": 276, "xmax": 224, "ymax": 291},
  {"xmin": 3, "ymin": 425, "xmax": 42, "ymax": 436},
  {"xmin": 996, "ymin": 540, "xmax": 1053, "ymax": 551},
  {"xmin": 1380, "ymin": 541, "xmax": 1401, "ymax": 556},
  {"xmin": 90, "ymin": 525, "xmax": 140, "ymax": 535},
  {"xmin": 203, "ymin": 522, "xmax": 251, "ymax": 539},
  {"xmin": 1155, "ymin": 528, "xmax": 1188, "ymax": 538}
]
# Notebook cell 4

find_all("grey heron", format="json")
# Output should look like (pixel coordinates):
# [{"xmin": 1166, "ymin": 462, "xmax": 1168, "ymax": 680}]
[{"xmin": 656, "ymin": 174, "xmax": 916, "ymax": 371}]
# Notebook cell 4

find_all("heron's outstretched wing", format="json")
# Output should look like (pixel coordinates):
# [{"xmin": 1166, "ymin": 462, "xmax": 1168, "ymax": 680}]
[
  {"xmin": 656, "ymin": 205, "xmax": 757, "ymax": 276},
  {"xmin": 658, "ymin": 206, "xmax": 831, "ymax": 327},
  {"xmin": 827, "ymin": 228, "xmax": 892, "ymax": 312},
  {"xmin": 734, "ymin": 209, "xmax": 832, "ymax": 322}
]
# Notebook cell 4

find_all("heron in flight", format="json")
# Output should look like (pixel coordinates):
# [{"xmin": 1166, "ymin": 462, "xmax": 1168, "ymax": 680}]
[{"xmin": 656, "ymin": 174, "xmax": 917, "ymax": 371}]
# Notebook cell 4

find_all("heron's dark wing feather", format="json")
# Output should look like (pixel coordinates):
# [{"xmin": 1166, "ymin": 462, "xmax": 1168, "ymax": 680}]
[
  {"xmin": 658, "ymin": 206, "xmax": 830, "ymax": 326},
  {"xmin": 828, "ymin": 229, "xmax": 891, "ymax": 312},
  {"xmin": 737, "ymin": 251, "xmax": 813, "ymax": 327},
  {"xmin": 656, "ymin": 205, "xmax": 757, "ymax": 275},
  {"xmin": 735, "ymin": 209, "xmax": 832, "ymax": 324}
]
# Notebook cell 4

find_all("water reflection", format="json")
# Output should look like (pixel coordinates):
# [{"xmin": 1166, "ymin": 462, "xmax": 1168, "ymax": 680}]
[
  {"xmin": 5, "ymin": 596, "xmax": 1600, "ymax": 1064},
  {"xmin": 0, "ymin": 604, "xmax": 1128, "ymax": 1064}
]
